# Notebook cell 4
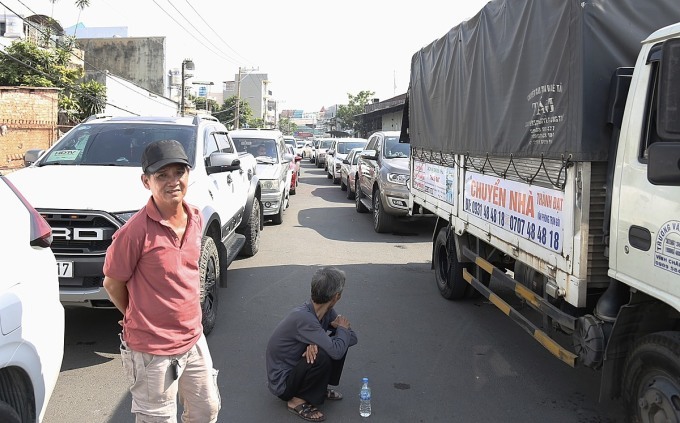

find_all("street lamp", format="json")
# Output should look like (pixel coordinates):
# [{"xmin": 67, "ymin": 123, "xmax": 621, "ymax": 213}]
[{"xmin": 180, "ymin": 59, "xmax": 195, "ymax": 117}]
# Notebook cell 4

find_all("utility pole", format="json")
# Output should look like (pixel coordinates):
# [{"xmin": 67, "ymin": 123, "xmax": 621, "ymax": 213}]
[{"xmin": 235, "ymin": 67, "xmax": 242, "ymax": 129}]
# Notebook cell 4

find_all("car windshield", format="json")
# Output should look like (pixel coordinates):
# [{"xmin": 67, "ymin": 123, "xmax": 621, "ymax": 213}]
[
  {"xmin": 232, "ymin": 137, "xmax": 279, "ymax": 163},
  {"xmin": 383, "ymin": 136, "xmax": 410, "ymax": 159},
  {"xmin": 337, "ymin": 141, "xmax": 367, "ymax": 154},
  {"xmin": 319, "ymin": 140, "xmax": 334, "ymax": 149},
  {"xmin": 38, "ymin": 123, "xmax": 197, "ymax": 167}
]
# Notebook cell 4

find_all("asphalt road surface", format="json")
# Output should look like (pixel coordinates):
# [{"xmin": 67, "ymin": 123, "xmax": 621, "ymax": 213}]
[{"xmin": 44, "ymin": 160, "xmax": 627, "ymax": 423}]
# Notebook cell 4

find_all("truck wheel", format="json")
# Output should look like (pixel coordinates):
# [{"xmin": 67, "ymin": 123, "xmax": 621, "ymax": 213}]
[
  {"xmin": 433, "ymin": 227, "xmax": 471, "ymax": 300},
  {"xmin": 623, "ymin": 331, "xmax": 680, "ymax": 423},
  {"xmin": 199, "ymin": 236, "xmax": 220, "ymax": 335},
  {"xmin": 373, "ymin": 189, "xmax": 396, "ymax": 233},
  {"xmin": 355, "ymin": 179, "xmax": 368, "ymax": 213},
  {"xmin": 239, "ymin": 199, "xmax": 261, "ymax": 257}
]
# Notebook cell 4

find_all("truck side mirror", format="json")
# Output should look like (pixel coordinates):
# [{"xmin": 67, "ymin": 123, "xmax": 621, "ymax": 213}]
[{"xmin": 657, "ymin": 38, "xmax": 680, "ymax": 141}]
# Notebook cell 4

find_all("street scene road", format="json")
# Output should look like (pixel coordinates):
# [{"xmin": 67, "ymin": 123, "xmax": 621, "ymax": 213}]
[{"xmin": 44, "ymin": 161, "xmax": 626, "ymax": 423}]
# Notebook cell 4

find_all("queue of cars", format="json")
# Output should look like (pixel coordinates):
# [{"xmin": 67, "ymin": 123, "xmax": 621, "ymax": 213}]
[{"xmin": 307, "ymin": 131, "xmax": 432, "ymax": 233}]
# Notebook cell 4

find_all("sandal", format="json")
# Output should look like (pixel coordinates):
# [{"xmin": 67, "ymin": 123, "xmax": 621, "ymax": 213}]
[
  {"xmin": 288, "ymin": 403, "xmax": 326, "ymax": 422},
  {"xmin": 326, "ymin": 388, "xmax": 343, "ymax": 400}
]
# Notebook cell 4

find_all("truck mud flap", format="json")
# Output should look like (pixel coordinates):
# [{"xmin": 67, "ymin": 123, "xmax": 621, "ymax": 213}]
[{"xmin": 461, "ymin": 246, "xmax": 578, "ymax": 367}]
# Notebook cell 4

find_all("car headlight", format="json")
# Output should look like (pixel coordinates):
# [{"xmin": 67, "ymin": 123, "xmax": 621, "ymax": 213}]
[
  {"xmin": 387, "ymin": 173, "xmax": 408, "ymax": 185},
  {"xmin": 261, "ymin": 179, "xmax": 280, "ymax": 191}
]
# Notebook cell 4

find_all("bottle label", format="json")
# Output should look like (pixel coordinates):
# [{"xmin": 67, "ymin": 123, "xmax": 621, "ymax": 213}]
[{"xmin": 360, "ymin": 391, "xmax": 371, "ymax": 400}]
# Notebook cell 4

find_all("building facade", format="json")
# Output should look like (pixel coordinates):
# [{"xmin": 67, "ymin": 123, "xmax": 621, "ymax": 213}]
[{"xmin": 223, "ymin": 70, "xmax": 276, "ymax": 127}]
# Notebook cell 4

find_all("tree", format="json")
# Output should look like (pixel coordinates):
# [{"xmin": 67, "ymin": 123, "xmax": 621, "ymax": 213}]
[
  {"xmin": 278, "ymin": 117, "xmax": 297, "ymax": 135},
  {"xmin": 215, "ymin": 96, "xmax": 252, "ymax": 129},
  {"xmin": 193, "ymin": 96, "xmax": 219, "ymax": 113},
  {"xmin": 248, "ymin": 117, "xmax": 265, "ymax": 129},
  {"xmin": 0, "ymin": 39, "xmax": 106, "ymax": 124},
  {"xmin": 337, "ymin": 90, "xmax": 375, "ymax": 135}
]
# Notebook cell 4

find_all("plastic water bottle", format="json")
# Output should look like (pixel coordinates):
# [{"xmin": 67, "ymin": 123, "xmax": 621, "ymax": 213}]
[{"xmin": 359, "ymin": 377, "xmax": 372, "ymax": 417}]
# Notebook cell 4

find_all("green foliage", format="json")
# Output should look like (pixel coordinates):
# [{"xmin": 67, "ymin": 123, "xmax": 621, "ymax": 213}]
[
  {"xmin": 248, "ymin": 117, "xmax": 265, "ymax": 129},
  {"xmin": 337, "ymin": 90, "xmax": 375, "ymax": 134},
  {"xmin": 76, "ymin": 79, "xmax": 106, "ymax": 119},
  {"xmin": 279, "ymin": 117, "xmax": 297, "ymax": 135},
  {"xmin": 194, "ymin": 96, "xmax": 219, "ymax": 113},
  {"xmin": 0, "ymin": 39, "xmax": 106, "ymax": 124},
  {"xmin": 215, "ymin": 96, "xmax": 252, "ymax": 129}
]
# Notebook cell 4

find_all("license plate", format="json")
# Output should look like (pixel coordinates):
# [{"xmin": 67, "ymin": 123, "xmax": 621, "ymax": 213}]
[{"xmin": 57, "ymin": 261, "xmax": 73, "ymax": 278}]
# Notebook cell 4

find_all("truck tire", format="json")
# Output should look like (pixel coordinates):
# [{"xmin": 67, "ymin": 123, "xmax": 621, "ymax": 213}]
[
  {"xmin": 373, "ymin": 189, "xmax": 396, "ymax": 233},
  {"xmin": 433, "ymin": 227, "xmax": 472, "ymax": 300},
  {"xmin": 623, "ymin": 331, "xmax": 680, "ymax": 423},
  {"xmin": 355, "ymin": 179, "xmax": 368, "ymax": 213},
  {"xmin": 239, "ymin": 198, "xmax": 261, "ymax": 257},
  {"xmin": 199, "ymin": 236, "xmax": 220, "ymax": 335}
]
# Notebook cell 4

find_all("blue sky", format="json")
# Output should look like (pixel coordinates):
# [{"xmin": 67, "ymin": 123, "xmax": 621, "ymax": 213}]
[{"xmin": 6, "ymin": 0, "xmax": 490, "ymax": 112}]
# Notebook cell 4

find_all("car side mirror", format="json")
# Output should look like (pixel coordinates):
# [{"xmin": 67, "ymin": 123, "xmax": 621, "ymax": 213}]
[
  {"xmin": 24, "ymin": 149, "xmax": 45, "ymax": 166},
  {"xmin": 342, "ymin": 159, "xmax": 350, "ymax": 164},
  {"xmin": 283, "ymin": 153, "xmax": 294, "ymax": 163},
  {"xmin": 206, "ymin": 152, "xmax": 241, "ymax": 174}
]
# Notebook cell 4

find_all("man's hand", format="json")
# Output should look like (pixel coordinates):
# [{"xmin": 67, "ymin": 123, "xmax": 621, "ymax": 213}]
[
  {"xmin": 331, "ymin": 314, "xmax": 351, "ymax": 330},
  {"xmin": 302, "ymin": 344, "xmax": 318, "ymax": 364}
]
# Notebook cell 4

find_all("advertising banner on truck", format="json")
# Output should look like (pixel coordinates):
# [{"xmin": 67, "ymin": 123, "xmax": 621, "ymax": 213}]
[
  {"xmin": 463, "ymin": 171, "xmax": 565, "ymax": 253},
  {"xmin": 412, "ymin": 159, "xmax": 456, "ymax": 205}
]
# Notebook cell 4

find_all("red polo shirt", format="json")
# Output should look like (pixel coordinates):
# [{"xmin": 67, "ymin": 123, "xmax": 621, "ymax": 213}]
[{"xmin": 103, "ymin": 197, "xmax": 203, "ymax": 355}]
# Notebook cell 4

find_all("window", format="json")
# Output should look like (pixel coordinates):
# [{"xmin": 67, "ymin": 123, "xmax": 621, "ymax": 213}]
[{"xmin": 640, "ymin": 45, "xmax": 662, "ymax": 161}]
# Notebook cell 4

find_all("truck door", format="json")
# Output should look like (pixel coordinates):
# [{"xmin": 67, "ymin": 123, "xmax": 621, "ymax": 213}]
[{"xmin": 612, "ymin": 42, "xmax": 680, "ymax": 301}]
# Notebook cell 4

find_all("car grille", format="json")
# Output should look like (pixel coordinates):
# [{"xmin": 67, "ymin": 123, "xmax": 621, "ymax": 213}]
[{"xmin": 39, "ymin": 210, "xmax": 120, "ymax": 255}]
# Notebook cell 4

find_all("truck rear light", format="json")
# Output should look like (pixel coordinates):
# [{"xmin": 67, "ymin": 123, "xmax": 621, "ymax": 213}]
[{"xmin": 2, "ymin": 176, "xmax": 53, "ymax": 248}]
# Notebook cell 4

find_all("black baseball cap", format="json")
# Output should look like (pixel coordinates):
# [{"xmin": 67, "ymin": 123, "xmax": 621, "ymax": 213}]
[{"xmin": 141, "ymin": 139, "xmax": 190, "ymax": 174}]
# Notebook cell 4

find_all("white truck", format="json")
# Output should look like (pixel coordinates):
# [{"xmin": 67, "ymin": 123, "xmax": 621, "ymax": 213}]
[
  {"xmin": 7, "ymin": 115, "xmax": 262, "ymax": 335},
  {"xmin": 401, "ymin": 0, "xmax": 680, "ymax": 420}
]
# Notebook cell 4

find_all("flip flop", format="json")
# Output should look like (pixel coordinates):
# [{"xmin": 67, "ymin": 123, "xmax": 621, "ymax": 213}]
[
  {"xmin": 326, "ymin": 388, "xmax": 343, "ymax": 400},
  {"xmin": 288, "ymin": 403, "xmax": 326, "ymax": 422}
]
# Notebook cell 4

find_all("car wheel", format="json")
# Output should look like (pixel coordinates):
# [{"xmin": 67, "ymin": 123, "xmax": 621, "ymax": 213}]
[
  {"xmin": 238, "ymin": 198, "xmax": 261, "ymax": 257},
  {"xmin": 333, "ymin": 174, "xmax": 340, "ymax": 184},
  {"xmin": 623, "ymin": 331, "xmax": 680, "ymax": 423},
  {"xmin": 372, "ymin": 189, "xmax": 396, "ymax": 233},
  {"xmin": 433, "ymin": 227, "xmax": 472, "ymax": 300},
  {"xmin": 355, "ymin": 179, "xmax": 368, "ymax": 213},
  {"xmin": 290, "ymin": 185, "xmax": 296, "ymax": 195},
  {"xmin": 271, "ymin": 194, "xmax": 284, "ymax": 225},
  {"xmin": 199, "ymin": 236, "xmax": 219, "ymax": 335},
  {"xmin": 326, "ymin": 167, "xmax": 332, "ymax": 179},
  {"xmin": 347, "ymin": 179, "xmax": 355, "ymax": 200},
  {"xmin": 0, "ymin": 401, "xmax": 21, "ymax": 423},
  {"xmin": 340, "ymin": 177, "xmax": 347, "ymax": 191}
]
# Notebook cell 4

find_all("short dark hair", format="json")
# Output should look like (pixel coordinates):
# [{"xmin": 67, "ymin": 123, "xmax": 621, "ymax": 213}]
[{"xmin": 311, "ymin": 267, "xmax": 345, "ymax": 304}]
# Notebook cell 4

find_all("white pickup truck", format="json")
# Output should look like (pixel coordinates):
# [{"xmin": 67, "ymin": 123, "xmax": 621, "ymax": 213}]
[
  {"xmin": 403, "ymin": 0, "xmax": 680, "ymax": 419},
  {"xmin": 7, "ymin": 115, "xmax": 262, "ymax": 334}
]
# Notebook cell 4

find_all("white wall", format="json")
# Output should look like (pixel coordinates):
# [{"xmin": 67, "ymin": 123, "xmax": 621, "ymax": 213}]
[{"xmin": 102, "ymin": 73, "xmax": 178, "ymax": 117}]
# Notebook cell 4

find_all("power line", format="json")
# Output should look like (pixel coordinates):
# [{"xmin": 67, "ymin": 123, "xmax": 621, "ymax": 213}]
[
  {"xmin": 150, "ymin": 0, "xmax": 240, "ymax": 65},
  {"xmin": 0, "ymin": 48, "xmax": 140, "ymax": 116},
  {"xmin": 181, "ymin": 0, "xmax": 251, "ymax": 66},
  {"xmin": 1, "ymin": 0, "xmax": 177, "ymax": 111}
]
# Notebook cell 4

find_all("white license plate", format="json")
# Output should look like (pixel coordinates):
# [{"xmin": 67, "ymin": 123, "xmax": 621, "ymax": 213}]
[{"xmin": 57, "ymin": 261, "xmax": 74, "ymax": 278}]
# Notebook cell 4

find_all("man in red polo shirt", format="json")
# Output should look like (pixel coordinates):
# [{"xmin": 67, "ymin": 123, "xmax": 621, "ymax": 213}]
[{"xmin": 103, "ymin": 139, "xmax": 221, "ymax": 422}]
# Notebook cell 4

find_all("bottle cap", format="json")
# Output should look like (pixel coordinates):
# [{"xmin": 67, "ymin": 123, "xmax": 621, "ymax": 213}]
[{"xmin": 362, "ymin": 377, "xmax": 368, "ymax": 383}]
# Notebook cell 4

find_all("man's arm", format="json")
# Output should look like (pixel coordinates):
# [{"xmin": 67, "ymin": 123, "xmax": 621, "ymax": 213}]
[{"xmin": 103, "ymin": 276, "xmax": 129, "ymax": 316}]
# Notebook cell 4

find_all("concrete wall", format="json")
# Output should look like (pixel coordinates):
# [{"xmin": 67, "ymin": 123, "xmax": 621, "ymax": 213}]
[
  {"xmin": 76, "ymin": 37, "xmax": 166, "ymax": 97},
  {"xmin": 0, "ymin": 87, "xmax": 59, "ymax": 173},
  {"xmin": 87, "ymin": 71, "xmax": 178, "ymax": 117}
]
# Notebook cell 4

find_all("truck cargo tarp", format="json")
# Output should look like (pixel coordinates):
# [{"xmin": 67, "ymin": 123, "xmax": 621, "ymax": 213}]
[{"xmin": 407, "ymin": 0, "xmax": 680, "ymax": 161}]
